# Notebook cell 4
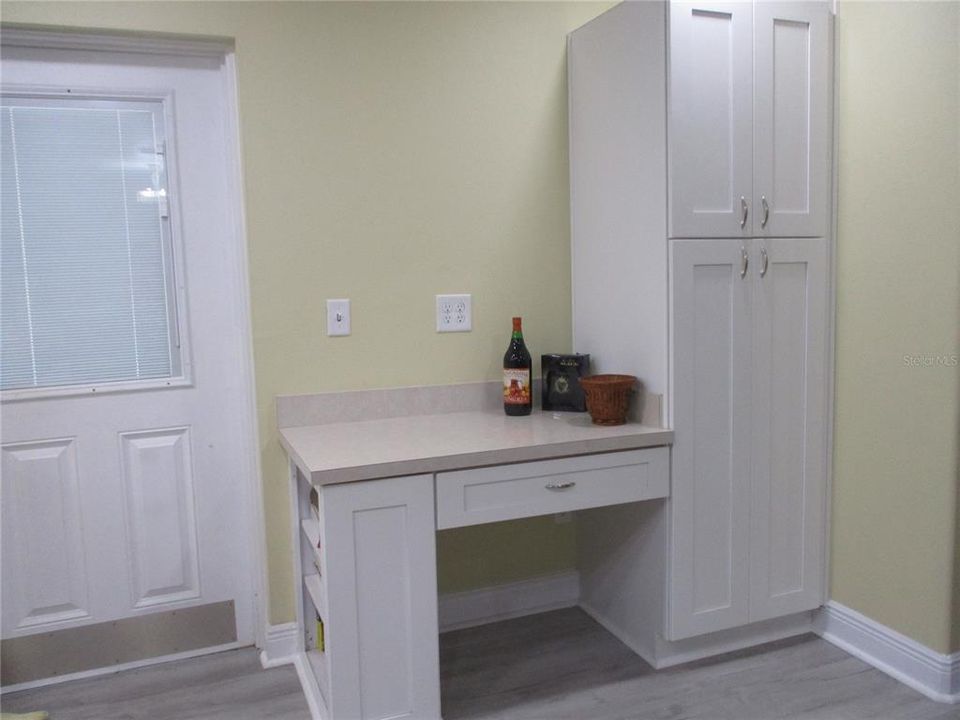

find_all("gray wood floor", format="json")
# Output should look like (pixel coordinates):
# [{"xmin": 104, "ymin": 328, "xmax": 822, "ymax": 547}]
[
  {"xmin": 4, "ymin": 608, "xmax": 956, "ymax": 720},
  {"xmin": 1, "ymin": 645, "xmax": 307, "ymax": 720}
]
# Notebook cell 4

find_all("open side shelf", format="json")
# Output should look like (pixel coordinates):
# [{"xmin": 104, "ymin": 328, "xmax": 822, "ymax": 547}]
[
  {"xmin": 306, "ymin": 648, "xmax": 330, "ymax": 708},
  {"xmin": 303, "ymin": 572, "xmax": 326, "ymax": 620},
  {"xmin": 301, "ymin": 517, "xmax": 323, "ymax": 575}
]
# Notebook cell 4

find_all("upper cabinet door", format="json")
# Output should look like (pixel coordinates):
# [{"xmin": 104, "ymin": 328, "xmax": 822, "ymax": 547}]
[
  {"xmin": 753, "ymin": 2, "xmax": 832, "ymax": 237},
  {"xmin": 668, "ymin": 2, "xmax": 754, "ymax": 238}
]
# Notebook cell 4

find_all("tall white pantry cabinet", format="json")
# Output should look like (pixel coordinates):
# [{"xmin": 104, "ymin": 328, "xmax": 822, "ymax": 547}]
[{"xmin": 570, "ymin": 0, "xmax": 833, "ymax": 644}]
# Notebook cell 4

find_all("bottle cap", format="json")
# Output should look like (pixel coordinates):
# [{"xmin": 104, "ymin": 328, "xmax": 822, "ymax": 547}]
[{"xmin": 512, "ymin": 316, "xmax": 522, "ymax": 331}]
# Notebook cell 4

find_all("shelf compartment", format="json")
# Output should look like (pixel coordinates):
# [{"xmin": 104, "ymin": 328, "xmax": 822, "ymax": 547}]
[
  {"xmin": 301, "ymin": 517, "xmax": 323, "ymax": 574},
  {"xmin": 303, "ymin": 572, "xmax": 327, "ymax": 619},
  {"xmin": 301, "ymin": 515, "xmax": 320, "ymax": 547},
  {"xmin": 305, "ymin": 648, "xmax": 330, "ymax": 707}
]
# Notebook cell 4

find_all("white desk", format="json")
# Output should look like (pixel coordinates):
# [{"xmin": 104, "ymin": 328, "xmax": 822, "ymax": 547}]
[{"xmin": 280, "ymin": 409, "xmax": 673, "ymax": 720}]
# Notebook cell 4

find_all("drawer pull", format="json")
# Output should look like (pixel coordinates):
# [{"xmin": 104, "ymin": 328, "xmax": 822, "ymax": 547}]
[{"xmin": 545, "ymin": 481, "xmax": 576, "ymax": 491}]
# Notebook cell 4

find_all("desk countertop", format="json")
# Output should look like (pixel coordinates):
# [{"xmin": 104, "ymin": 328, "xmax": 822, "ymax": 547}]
[{"xmin": 279, "ymin": 409, "xmax": 673, "ymax": 485}]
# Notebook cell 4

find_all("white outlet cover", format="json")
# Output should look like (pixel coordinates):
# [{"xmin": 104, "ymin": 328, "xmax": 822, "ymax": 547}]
[
  {"xmin": 327, "ymin": 298, "xmax": 351, "ymax": 336},
  {"xmin": 436, "ymin": 294, "xmax": 472, "ymax": 332}
]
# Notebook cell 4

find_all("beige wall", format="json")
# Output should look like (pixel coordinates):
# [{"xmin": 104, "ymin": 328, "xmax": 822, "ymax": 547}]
[
  {"xmin": 1, "ymin": 0, "xmax": 609, "ymax": 623},
  {"xmin": 833, "ymin": 0, "xmax": 960, "ymax": 655}
]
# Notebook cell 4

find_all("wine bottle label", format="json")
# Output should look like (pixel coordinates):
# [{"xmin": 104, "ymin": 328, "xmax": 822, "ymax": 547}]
[{"xmin": 503, "ymin": 368, "xmax": 531, "ymax": 405}]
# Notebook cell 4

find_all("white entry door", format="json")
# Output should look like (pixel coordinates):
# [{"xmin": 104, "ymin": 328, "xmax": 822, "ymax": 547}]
[{"xmin": 1, "ymin": 40, "xmax": 258, "ymax": 678}]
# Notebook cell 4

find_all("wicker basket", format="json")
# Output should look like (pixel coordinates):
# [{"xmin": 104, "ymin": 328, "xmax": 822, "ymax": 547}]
[{"xmin": 580, "ymin": 374, "xmax": 637, "ymax": 426}]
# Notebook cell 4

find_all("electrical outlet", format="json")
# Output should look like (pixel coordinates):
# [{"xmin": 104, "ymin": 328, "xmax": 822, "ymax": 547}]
[{"xmin": 436, "ymin": 294, "xmax": 472, "ymax": 332}]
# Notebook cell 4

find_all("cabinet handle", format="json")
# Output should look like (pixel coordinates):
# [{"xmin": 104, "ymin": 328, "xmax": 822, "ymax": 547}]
[
  {"xmin": 546, "ymin": 481, "xmax": 576, "ymax": 491},
  {"xmin": 761, "ymin": 196, "xmax": 770, "ymax": 228},
  {"xmin": 740, "ymin": 196, "xmax": 748, "ymax": 229},
  {"xmin": 740, "ymin": 247, "xmax": 749, "ymax": 279},
  {"xmin": 760, "ymin": 247, "xmax": 769, "ymax": 277}
]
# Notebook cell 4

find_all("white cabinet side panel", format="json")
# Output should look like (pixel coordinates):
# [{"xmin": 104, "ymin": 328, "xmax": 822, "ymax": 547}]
[
  {"xmin": 569, "ymin": 1, "xmax": 668, "ymax": 395},
  {"xmin": 578, "ymin": 499, "xmax": 668, "ymax": 665}
]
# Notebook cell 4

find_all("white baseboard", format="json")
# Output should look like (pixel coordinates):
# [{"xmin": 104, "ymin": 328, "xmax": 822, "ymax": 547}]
[
  {"xmin": 259, "ymin": 622, "xmax": 298, "ymax": 669},
  {"xmin": 438, "ymin": 571, "xmax": 580, "ymax": 632},
  {"xmin": 814, "ymin": 601, "xmax": 959, "ymax": 704}
]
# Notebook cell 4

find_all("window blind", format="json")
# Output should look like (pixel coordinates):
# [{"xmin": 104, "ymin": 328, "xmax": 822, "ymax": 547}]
[{"xmin": 1, "ymin": 98, "xmax": 179, "ymax": 392}]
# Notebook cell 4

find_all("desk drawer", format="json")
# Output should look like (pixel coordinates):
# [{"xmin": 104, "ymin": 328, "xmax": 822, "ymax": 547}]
[{"xmin": 435, "ymin": 447, "xmax": 669, "ymax": 529}]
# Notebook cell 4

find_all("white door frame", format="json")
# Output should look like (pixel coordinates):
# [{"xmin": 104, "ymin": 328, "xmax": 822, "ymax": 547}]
[{"xmin": 0, "ymin": 26, "xmax": 268, "ymax": 653}]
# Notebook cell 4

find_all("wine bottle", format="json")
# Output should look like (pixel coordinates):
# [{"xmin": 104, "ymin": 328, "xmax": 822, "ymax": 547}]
[{"xmin": 503, "ymin": 316, "xmax": 532, "ymax": 416}]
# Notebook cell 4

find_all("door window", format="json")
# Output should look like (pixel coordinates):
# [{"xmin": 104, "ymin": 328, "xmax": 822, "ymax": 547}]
[{"xmin": 1, "ymin": 95, "xmax": 182, "ymax": 395}]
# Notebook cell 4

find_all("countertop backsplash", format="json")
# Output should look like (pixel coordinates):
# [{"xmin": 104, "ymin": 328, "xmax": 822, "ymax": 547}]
[{"xmin": 277, "ymin": 380, "xmax": 661, "ymax": 429}]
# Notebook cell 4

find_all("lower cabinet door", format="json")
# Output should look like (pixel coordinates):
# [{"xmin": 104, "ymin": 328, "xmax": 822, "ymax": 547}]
[
  {"xmin": 322, "ymin": 474, "xmax": 440, "ymax": 720},
  {"xmin": 668, "ymin": 239, "xmax": 753, "ymax": 640},
  {"xmin": 749, "ymin": 238, "xmax": 828, "ymax": 621}
]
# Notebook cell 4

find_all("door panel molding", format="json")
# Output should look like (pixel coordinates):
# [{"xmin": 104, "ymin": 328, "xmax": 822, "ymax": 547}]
[
  {"xmin": 120, "ymin": 426, "xmax": 201, "ymax": 609},
  {"xmin": 1, "ymin": 437, "xmax": 91, "ymax": 633}
]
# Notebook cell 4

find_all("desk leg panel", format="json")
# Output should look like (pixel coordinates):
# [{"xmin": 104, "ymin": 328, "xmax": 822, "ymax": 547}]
[{"xmin": 321, "ymin": 474, "xmax": 441, "ymax": 720}]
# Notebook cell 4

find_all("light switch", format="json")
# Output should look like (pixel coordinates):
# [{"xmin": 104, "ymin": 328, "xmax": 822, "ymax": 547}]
[{"xmin": 327, "ymin": 299, "xmax": 351, "ymax": 336}]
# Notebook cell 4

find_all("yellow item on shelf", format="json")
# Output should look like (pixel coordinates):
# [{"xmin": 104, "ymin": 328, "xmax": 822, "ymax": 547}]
[
  {"xmin": 2, "ymin": 713, "xmax": 50, "ymax": 720},
  {"xmin": 316, "ymin": 613, "xmax": 325, "ymax": 652}
]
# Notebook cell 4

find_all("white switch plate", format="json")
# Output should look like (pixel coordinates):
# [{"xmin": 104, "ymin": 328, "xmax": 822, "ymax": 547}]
[
  {"xmin": 436, "ymin": 294, "xmax": 472, "ymax": 332},
  {"xmin": 327, "ymin": 298, "xmax": 351, "ymax": 336}
]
